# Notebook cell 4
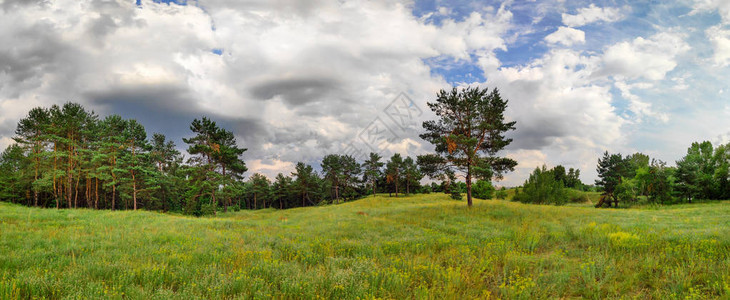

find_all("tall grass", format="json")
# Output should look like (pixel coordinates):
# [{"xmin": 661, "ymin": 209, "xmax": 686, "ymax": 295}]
[{"xmin": 1, "ymin": 194, "xmax": 729, "ymax": 299}]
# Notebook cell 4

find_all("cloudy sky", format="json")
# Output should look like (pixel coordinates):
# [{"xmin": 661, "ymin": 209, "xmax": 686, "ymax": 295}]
[{"xmin": 1, "ymin": 0, "xmax": 729, "ymax": 186}]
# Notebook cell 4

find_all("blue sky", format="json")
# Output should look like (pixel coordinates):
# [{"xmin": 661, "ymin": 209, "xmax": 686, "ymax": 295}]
[{"xmin": 0, "ymin": 0, "xmax": 729, "ymax": 185}]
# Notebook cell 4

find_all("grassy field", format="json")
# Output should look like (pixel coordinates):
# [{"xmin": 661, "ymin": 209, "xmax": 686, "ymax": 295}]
[{"xmin": 1, "ymin": 194, "xmax": 729, "ymax": 299}]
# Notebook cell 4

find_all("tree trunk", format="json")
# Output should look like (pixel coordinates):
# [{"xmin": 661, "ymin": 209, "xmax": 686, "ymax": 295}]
[
  {"xmin": 74, "ymin": 173, "xmax": 80, "ymax": 208},
  {"xmin": 395, "ymin": 179, "xmax": 398, "ymax": 198},
  {"xmin": 335, "ymin": 185, "xmax": 339, "ymax": 204},
  {"xmin": 95, "ymin": 178, "xmax": 99, "ymax": 209},
  {"xmin": 53, "ymin": 142, "xmax": 59, "ymax": 209},
  {"xmin": 67, "ymin": 135, "xmax": 73, "ymax": 209},
  {"xmin": 112, "ymin": 184, "xmax": 116, "ymax": 211},
  {"xmin": 67, "ymin": 172, "xmax": 72, "ymax": 209},
  {"xmin": 85, "ymin": 177, "xmax": 90, "ymax": 208},
  {"xmin": 34, "ymin": 152, "xmax": 39, "ymax": 206},
  {"xmin": 133, "ymin": 174, "xmax": 137, "ymax": 210},
  {"xmin": 372, "ymin": 181, "xmax": 376, "ymax": 197},
  {"xmin": 222, "ymin": 165, "xmax": 228, "ymax": 213},
  {"xmin": 211, "ymin": 188, "xmax": 216, "ymax": 210},
  {"xmin": 466, "ymin": 168, "xmax": 473, "ymax": 207}
]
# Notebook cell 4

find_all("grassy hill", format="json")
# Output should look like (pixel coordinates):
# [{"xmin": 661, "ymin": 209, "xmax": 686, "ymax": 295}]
[{"xmin": 1, "ymin": 194, "xmax": 729, "ymax": 299}]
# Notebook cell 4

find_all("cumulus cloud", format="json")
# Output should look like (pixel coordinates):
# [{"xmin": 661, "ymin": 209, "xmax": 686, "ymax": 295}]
[
  {"xmin": 598, "ymin": 32, "xmax": 690, "ymax": 80},
  {"xmin": 706, "ymin": 25, "xmax": 730, "ymax": 67},
  {"xmin": 0, "ymin": 0, "xmax": 516, "ymax": 177},
  {"xmin": 545, "ymin": 26, "xmax": 585, "ymax": 46},
  {"xmin": 562, "ymin": 4, "xmax": 625, "ymax": 27},
  {"xmin": 0, "ymin": 0, "xmax": 726, "ymax": 188},
  {"xmin": 483, "ymin": 48, "xmax": 625, "ymax": 184}
]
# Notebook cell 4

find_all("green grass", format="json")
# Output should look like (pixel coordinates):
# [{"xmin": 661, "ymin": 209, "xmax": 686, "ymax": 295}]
[{"xmin": 1, "ymin": 194, "xmax": 729, "ymax": 299}]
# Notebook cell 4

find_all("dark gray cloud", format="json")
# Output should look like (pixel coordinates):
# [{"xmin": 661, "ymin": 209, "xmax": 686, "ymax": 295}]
[
  {"xmin": 88, "ymin": 14, "xmax": 119, "ymax": 39},
  {"xmin": 0, "ymin": 118, "xmax": 15, "ymax": 138},
  {"xmin": 1, "ymin": 0, "xmax": 49, "ymax": 12},
  {"xmin": 200, "ymin": 0, "xmax": 332, "ymax": 18},
  {"xmin": 508, "ymin": 116, "xmax": 569, "ymax": 150},
  {"xmin": 85, "ymin": 84, "xmax": 269, "ymax": 156},
  {"xmin": 251, "ymin": 77, "xmax": 339, "ymax": 107},
  {"xmin": 86, "ymin": 85, "xmax": 202, "ymax": 140},
  {"xmin": 0, "ymin": 23, "xmax": 67, "ymax": 92},
  {"xmin": 86, "ymin": 0, "xmax": 139, "ymax": 39}
]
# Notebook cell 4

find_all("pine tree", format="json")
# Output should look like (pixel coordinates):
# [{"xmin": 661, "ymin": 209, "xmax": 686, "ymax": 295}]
[
  {"xmin": 13, "ymin": 107, "xmax": 51, "ymax": 206},
  {"xmin": 418, "ymin": 86, "xmax": 517, "ymax": 207},
  {"xmin": 362, "ymin": 152, "xmax": 384, "ymax": 197},
  {"xmin": 149, "ymin": 133, "xmax": 183, "ymax": 211},
  {"xmin": 248, "ymin": 173, "xmax": 271, "ymax": 209},
  {"xmin": 385, "ymin": 153, "xmax": 404, "ymax": 197},
  {"xmin": 0, "ymin": 144, "xmax": 28, "ymax": 203},
  {"xmin": 97, "ymin": 115, "xmax": 127, "ymax": 210},
  {"xmin": 273, "ymin": 173, "xmax": 293, "ymax": 209},
  {"xmin": 322, "ymin": 154, "xmax": 344, "ymax": 203},
  {"xmin": 291, "ymin": 162, "xmax": 318, "ymax": 207},
  {"xmin": 402, "ymin": 156, "xmax": 422, "ymax": 195},
  {"xmin": 118, "ymin": 119, "xmax": 151, "ymax": 210}
]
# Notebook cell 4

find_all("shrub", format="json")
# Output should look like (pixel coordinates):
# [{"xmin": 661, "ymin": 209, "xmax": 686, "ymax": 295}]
[
  {"xmin": 512, "ymin": 165, "xmax": 567, "ymax": 205},
  {"xmin": 200, "ymin": 203, "xmax": 217, "ymax": 216},
  {"xmin": 566, "ymin": 189, "xmax": 590, "ymax": 203},
  {"xmin": 421, "ymin": 185, "xmax": 432, "ymax": 194},
  {"xmin": 496, "ymin": 187, "xmax": 508, "ymax": 200},
  {"xmin": 472, "ymin": 180, "xmax": 495, "ymax": 199}
]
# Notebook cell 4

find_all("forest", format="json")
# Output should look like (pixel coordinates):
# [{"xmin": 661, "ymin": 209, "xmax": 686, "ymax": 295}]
[
  {"xmin": 0, "ymin": 102, "xmax": 427, "ymax": 214},
  {"xmin": 0, "ymin": 87, "xmax": 728, "ymax": 214}
]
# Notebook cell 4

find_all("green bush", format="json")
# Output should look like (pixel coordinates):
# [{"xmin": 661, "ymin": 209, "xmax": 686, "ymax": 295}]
[
  {"xmin": 421, "ymin": 185, "xmax": 432, "ymax": 194},
  {"xmin": 472, "ymin": 180, "xmax": 495, "ymax": 199},
  {"xmin": 615, "ymin": 178, "xmax": 637, "ymax": 204},
  {"xmin": 566, "ymin": 189, "xmax": 589, "ymax": 203},
  {"xmin": 200, "ymin": 203, "xmax": 217, "ymax": 216},
  {"xmin": 496, "ymin": 187, "xmax": 508, "ymax": 200},
  {"xmin": 512, "ymin": 165, "xmax": 567, "ymax": 205}
]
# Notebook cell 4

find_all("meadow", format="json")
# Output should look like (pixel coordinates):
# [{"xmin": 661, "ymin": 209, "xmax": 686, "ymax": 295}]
[{"xmin": 1, "ymin": 194, "xmax": 729, "ymax": 299}]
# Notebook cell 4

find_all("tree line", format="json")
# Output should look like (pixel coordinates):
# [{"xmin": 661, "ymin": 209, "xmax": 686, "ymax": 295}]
[
  {"xmin": 0, "ymin": 86, "xmax": 519, "ymax": 212},
  {"xmin": 0, "ymin": 103, "xmax": 441, "ymax": 214},
  {"xmin": 593, "ymin": 141, "xmax": 730, "ymax": 207},
  {"xmin": 511, "ymin": 141, "xmax": 730, "ymax": 207}
]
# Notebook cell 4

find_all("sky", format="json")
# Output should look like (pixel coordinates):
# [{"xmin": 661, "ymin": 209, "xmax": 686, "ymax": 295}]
[{"xmin": 1, "ymin": 0, "xmax": 729, "ymax": 186}]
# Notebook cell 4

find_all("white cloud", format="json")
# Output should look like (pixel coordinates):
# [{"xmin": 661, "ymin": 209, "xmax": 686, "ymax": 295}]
[
  {"xmin": 507, "ymin": 149, "xmax": 548, "ymax": 169},
  {"xmin": 690, "ymin": 0, "xmax": 730, "ymax": 24},
  {"xmin": 706, "ymin": 25, "xmax": 730, "ymax": 66},
  {"xmin": 614, "ymin": 81, "xmax": 669, "ymax": 123},
  {"xmin": 544, "ymin": 26, "xmax": 585, "ymax": 46},
  {"xmin": 247, "ymin": 159, "xmax": 295, "ymax": 179},
  {"xmin": 599, "ymin": 32, "xmax": 690, "ymax": 80},
  {"xmin": 0, "ymin": 0, "xmax": 726, "ymax": 189},
  {"xmin": 0, "ymin": 0, "xmax": 515, "ymax": 177},
  {"xmin": 0, "ymin": 137, "xmax": 13, "ymax": 152},
  {"xmin": 484, "ymin": 49, "xmax": 625, "ymax": 185},
  {"xmin": 562, "ymin": 4, "xmax": 625, "ymax": 27}
]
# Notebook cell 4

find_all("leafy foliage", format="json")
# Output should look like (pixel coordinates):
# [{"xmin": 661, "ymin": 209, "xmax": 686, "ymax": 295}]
[
  {"xmin": 513, "ymin": 166, "xmax": 567, "ymax": 205},
  {"xmin": 472, "ymin": 179, "xmax": 495, "ymax": 199}
]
